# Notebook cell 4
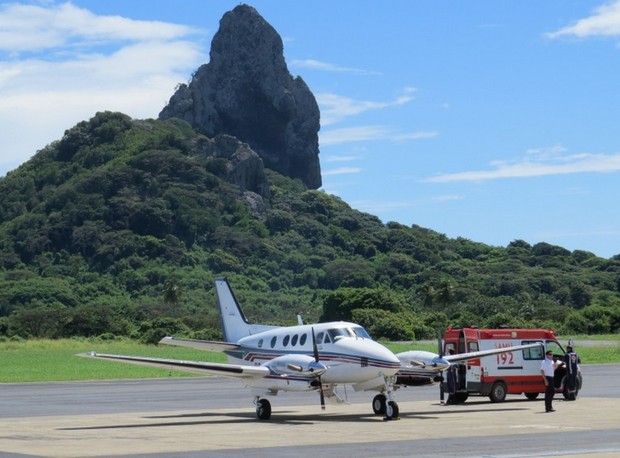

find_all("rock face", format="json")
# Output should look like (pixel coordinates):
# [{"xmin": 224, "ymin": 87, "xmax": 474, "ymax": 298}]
[
  {"xmin": 160, "ymin": 4, "xmax": 321, "ymax": 189},
  {"xmin": 204, "ymin": 134, "xmax": 270, "ymax": 199}
]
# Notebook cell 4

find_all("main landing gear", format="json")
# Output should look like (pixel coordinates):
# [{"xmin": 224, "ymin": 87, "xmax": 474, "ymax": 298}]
[{"xmin": 372, "ymin": 376, "xmax": 400, "ymax": 420}]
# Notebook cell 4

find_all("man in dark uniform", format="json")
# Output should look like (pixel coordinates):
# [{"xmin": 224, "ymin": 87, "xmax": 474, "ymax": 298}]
[{"xmin": 563, "ymin": 345, "xmax": 581, "ymax": 400}]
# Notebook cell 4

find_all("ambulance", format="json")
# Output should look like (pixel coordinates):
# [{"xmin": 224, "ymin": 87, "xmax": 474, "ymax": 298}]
[{"xmin": 441, "ymin": 327, "xmax": 582, "ymax": 403}]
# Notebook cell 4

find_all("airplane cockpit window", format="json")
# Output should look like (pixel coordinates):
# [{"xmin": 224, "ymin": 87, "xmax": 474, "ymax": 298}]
[
  {"xmin": 300, "ymin": 334, "xmax": 307, "ymax": 346},
  {"xmin": 316, "ymin": 331, "xmax": 325, "ymax": 344},
  {"xmin": 270, "ymin": 336, "xmax": 277, "ymax": 348},
  {"xmin": 291, "ymin": 334, "xmax": 298, "ymax": 346},
  {"xmin": 328, "ymin": 328, "xmax": 352, "ymax": 341},
  {"xmin": 283, "ymin": 335, "xmax": 290, "ymax": 347},
  {"xmin": 352, "ymin": 326, "xmax": 371, "ymax": 339}
]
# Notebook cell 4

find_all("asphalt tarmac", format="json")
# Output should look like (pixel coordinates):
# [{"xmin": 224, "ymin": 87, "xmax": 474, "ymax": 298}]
[{"xmin": 0, "ymin": 363, "xmax": 619, "ymax": 457}]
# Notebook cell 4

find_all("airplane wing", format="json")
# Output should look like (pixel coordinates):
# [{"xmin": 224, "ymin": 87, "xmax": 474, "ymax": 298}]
[
  {"xmin": 444, "ymin": 342, "xmax": 543, "ymax": 363},
  {"xmin": 79, "ymin": 352, "xmax": 269, "ymax": 378},
  {"xmin": 158, "ymin": 336, "xmax": 239, "ymax": 352}
]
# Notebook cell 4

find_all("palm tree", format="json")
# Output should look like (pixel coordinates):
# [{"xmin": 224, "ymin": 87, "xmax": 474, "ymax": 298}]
[{"xmin": 163, "ymin": 279, "xmax": 182, "ymax": 307}]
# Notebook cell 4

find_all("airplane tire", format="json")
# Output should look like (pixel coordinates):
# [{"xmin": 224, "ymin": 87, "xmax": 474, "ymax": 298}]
[
  {"xmin": 256, "ymin": 398, "xmax": 271, "ymax": 420},
  {"xmin": 524, "ymin": 392, "xmax": 539, "ymax": 400},
  {"xmin": 385, "ymin": 401, "xmax": 399, "ymax": 420},
  {"xmin": 372, "ymin": 394, "xmax": 387, "ymax": 415},
  {"xmin": 489, "ymin": 381, "xmax": 507, "ymax": 403}
]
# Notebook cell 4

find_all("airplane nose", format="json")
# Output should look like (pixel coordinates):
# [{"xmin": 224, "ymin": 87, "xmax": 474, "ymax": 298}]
[{"xmin": 432, "ymin": 356, "xmax": 450, "ymax": 371}]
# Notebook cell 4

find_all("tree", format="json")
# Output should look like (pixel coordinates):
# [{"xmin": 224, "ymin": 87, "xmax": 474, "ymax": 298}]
[{"xmin": 163, "ymin": 279, "xmax": 182, "ymax": 307}]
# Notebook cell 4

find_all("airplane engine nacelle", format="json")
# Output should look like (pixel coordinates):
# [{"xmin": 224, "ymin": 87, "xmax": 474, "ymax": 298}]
[
  {"xmin": 265, "ymin": 354, "xmax": 326, "ymax": 377},
  {"xmin": 395, "ymin": 350, "xmax": 450, "ymax": 372}
]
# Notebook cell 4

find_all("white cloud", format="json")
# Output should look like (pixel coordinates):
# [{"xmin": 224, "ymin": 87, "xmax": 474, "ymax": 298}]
[
  {"xmin": 322, "ymin": 166, "xmax": 363, "ymax": 176},
  {"xmin": 323, "ymin": 155, "xmax": 359, "ymax": 163},
  {"xmin": 0, "ymin": 2, "xmax": 206, "ymax": 175},
  {"xmin": 547, "ymin": 0, "xmax": 620, "ymax": 38},
  {"xmin": 320, "ymin": 125, "xmax": 437, "ymax": 146},
  {"xmin": 290, "ymin": 59, "xmax": 380, "ymax": 75},
  {"xmin": 0, "ymin": 2, "xmax": 198, "ymax": 53},
  {"xmin": 425, "ymin": 147, "xmax": 620, "ymax": 183},
  {"xmin": 317, "ymin": 88, "xmax": 416, "ymax": 126}
]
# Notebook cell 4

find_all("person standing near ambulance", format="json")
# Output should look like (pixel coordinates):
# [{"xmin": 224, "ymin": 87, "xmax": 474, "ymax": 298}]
[
  {"xmin": 563, "ymin": 345, "xmax": 581, "ymax": 400},
  {"xmin": 540, "ymin": 350, "xmax": 556, "ymax": 412}
]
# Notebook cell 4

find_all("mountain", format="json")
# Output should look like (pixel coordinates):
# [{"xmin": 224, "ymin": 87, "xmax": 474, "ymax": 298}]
[
  {"xmin": 160, "ymin": 4, "xmax": 321, "ymax": 190},
  {"xmin": 1, "ymin": 5, "xmax": 619, "ymax": 342}
]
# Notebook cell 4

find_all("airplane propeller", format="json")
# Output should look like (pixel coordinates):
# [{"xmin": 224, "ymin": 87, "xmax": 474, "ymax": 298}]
[{"xmin": 312, "ymin": 327, "xmax": 326, "ymax": 410}]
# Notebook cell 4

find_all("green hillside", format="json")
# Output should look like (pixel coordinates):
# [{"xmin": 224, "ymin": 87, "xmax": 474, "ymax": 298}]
[{"xmin": 1, "ymin": 111, "xmax": 619, "ymax": 342}]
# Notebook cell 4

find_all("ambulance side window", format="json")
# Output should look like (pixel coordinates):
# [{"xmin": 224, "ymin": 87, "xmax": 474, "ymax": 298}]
[
  {"xmin": 522, "ymin": 340, "xmax": 543, "ymax": 360},
  {"xmin": 468, "ymin": 341, "xmax": 479, "ymax": 352}
]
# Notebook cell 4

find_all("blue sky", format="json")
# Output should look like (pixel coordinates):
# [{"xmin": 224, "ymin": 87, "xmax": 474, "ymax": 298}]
[{"xmin": 1, "ymin": 1, "xmax": 620, "ymax": 258}]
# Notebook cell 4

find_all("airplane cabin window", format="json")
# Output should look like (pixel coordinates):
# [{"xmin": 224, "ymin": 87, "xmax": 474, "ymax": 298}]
[
  {"xmin": 316, "ymin": 332, "xmax": 325, "ymax": 344},
  {"xmin": 283, "ymin": 335, "xmax": 290, "ymax": 347},
  {"xmin": 270, "ymin": 336, "xmax": 277, "ymax": 348},
  {"xmin": 300, "ymin": 334, "xmax": 307, "ymax": 346},
  {"xmin": 258, "ymin": 339, "xmax": 263, "ymax": 348},
  {"xmin": 291, "ymin": 334, "xmax": 298, "ymax": 346}
]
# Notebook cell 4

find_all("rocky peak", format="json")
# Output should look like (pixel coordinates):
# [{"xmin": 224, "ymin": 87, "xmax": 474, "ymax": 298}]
[{"xmin": 159, "ymin": 4, "xmax": 321, "ymax": 189}]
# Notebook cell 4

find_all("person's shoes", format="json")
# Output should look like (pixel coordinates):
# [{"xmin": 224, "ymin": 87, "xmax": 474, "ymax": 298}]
[{"xmin": 546, "ymin": 409, "xmax": 556, "ymax": 412}]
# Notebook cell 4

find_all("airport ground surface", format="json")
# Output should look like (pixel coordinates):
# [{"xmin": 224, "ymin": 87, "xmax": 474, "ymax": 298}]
[{"xmin": 1, "ymin": 364, "xmax": 619, "ymax": 458}]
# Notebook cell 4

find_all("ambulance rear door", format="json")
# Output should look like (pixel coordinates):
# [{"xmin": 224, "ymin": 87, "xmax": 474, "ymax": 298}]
[{"xmin": 460, "ymin": 328, "xmax": 482, "ymax": 391}]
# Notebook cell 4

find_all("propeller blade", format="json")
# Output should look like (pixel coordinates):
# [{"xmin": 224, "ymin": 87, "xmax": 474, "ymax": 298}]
[
  {"xmin": 312, "ymin": 327, "xmax": 320, "ymax": 362},
  {"xmin": 311, "ymin": 327, "xmax": 326, "ymax": 410},
  {"xmin": 318, "ymin": 375, "xmax": 325, "ymax": 410}
]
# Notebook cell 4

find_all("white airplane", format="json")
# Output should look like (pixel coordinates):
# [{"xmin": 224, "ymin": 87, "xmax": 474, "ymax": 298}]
[{"xmin": 83, "ymin": 277, "xmax": 542, "ymax": 420}]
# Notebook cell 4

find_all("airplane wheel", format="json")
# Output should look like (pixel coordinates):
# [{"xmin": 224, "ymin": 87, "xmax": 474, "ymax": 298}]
[
  {"xmin": 385, "ymin": 401, "xmax": 399, "ymax": 420},
  {"xmin": 524, "ymin": 392, "xmax": 539, "ymax": 400},
  {"xmin": 372, "ymin": 394, "xmax": 386, "ymax": 415},
  {"xmin": 256, "ymin": 398, "xmax": 271, "ymax": 420}
]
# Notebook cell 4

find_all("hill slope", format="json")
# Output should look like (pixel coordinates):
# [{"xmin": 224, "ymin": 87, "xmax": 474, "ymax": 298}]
[{"xmin": 1, "ymin": 112, "xmax": 620, "ymax": 341}]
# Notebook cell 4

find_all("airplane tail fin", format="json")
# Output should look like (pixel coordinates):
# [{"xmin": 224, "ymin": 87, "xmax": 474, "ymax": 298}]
[{"xmin": 214, "ymin": 277, "xmax": 277, "ymax": 343}]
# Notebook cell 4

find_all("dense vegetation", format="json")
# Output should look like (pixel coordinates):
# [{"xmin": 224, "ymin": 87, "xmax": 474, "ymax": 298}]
[{"xmin": 1, "ymin": 111, "xmax": 620, "ymax": 343}]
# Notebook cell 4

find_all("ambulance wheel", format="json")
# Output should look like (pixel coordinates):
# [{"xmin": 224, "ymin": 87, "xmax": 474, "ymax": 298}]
[
  {"xmin": 489, "ymin": 381, "xmax": 507, "ymax": 403},
  {"xmin": 562, "ymin": 374, "xmax": 581, "ymax": 400},
  {"xmin": 385, "ymin": 401, "xmax": 399, "ymax": 420},
  {"xmin": 524, "ymin": 392, "xmax": 539, "ymax": 400},
  {"xmin": 256, "ymin": 398, "xmax": 271, "ymax": 420},
  {"xmin": 372, "ymin": 394, "xmax": 387, "ymax": 415},
  {"xmin": 563, "ymin": 386, "xmax": 579, "ymax": 400}
]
